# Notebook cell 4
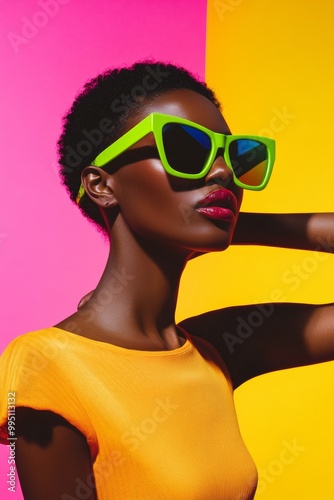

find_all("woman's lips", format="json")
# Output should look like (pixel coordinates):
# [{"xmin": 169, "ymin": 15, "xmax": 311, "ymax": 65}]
[
  {"xmin": 196, "ymin": 206, "xmax": 235, "ymax": 222},
  {"xmin": 195, "ymin": 188, "xmax": 238, "ymax": 222}
]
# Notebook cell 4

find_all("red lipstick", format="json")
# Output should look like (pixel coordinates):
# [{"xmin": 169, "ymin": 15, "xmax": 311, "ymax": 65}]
[{"xmin": 196, "ymin": 189, "xmax": 238, "ymax": 223}]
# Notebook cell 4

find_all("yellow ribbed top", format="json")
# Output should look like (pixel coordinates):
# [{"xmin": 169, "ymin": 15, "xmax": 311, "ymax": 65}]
[{"xmin": 0, "ymin": 328, "xmax": 257, "ymax": 499}]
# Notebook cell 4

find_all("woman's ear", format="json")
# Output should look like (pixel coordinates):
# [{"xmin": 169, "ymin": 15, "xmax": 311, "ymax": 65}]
[{"xmin": 81, "ymin": 166, "xmax": 118, "ymax": 208}]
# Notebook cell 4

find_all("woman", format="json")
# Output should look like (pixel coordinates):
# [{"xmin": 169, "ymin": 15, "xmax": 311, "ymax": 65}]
[{"xmin": 1, "ymin": 61, "xmax": 334, "ymax": 499}]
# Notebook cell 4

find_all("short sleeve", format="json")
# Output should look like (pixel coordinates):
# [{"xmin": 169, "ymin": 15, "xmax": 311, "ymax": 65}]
[{"xmin": 0, "ymin": 332, "xmax": 98, "ymax": 460}]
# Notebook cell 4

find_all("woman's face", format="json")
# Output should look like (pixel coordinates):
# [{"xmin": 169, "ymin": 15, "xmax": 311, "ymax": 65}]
[{"xmin": 107, "ymin": 89, "xmax": 243, "ymax": 255}]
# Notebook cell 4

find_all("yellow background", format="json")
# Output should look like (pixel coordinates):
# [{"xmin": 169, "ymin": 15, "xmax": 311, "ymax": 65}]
[{"xmin": 176, "ymin": 1, "xmax": 334, "ymax": 498}]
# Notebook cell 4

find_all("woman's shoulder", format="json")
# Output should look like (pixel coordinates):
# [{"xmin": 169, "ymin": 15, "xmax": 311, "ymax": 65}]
[
  {"xmin": 179, "ymin": 325, "xmax": 234, "ymax": 390},
  {"xmin": 0, "ymin": 328, "xmax": 84, "ymax": 380},
  {"xmin": 1, "ymin": 327, "xmax": 70, "ymax": 357}
]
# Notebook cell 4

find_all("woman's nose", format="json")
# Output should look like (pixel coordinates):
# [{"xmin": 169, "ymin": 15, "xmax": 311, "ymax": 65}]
[{"xmin": 205, "ymin": 153, "xmax": 234, "ymax": 188}]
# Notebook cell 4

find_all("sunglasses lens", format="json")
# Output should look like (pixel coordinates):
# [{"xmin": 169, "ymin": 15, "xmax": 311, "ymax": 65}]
[
  {"xmin": 162, "ymin": 123, "xmax": 211, "ymax": 175},
  {"xmin": 228, "ymin": 139, "xmax": 268, "ymax": 187}
]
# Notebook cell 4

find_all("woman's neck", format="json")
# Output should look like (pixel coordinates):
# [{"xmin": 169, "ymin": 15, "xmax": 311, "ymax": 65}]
[{"xmin": 61, "ymin": 221, "xmax": 192, "ymax": 350}]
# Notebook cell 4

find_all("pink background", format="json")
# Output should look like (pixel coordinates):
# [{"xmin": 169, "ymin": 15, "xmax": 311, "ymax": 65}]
[{"xmin": 0, "ymin": 0, "xmax": 207, "ymax": 497}]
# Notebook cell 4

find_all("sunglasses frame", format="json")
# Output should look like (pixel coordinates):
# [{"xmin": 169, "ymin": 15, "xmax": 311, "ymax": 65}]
[{"xmin": 76, "ymin": 113, "xmax": 275, "ymax": 203}]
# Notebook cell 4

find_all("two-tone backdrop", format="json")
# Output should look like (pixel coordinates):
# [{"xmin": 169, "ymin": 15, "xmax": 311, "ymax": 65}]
[{"xmin": 1, "ymin": 1, "xmax": 333, "ymax": 498}]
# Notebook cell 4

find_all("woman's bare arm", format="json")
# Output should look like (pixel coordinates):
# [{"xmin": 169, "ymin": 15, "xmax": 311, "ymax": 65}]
[
  {"xmin": 78, "ymin": 213, "xmax": 334, "ymax": 311},
  {"xmin": 16, "ymin": 408, "xmax": 97, "ymax": 500},
  {"xmin": 233, "ymin": 212, "xmax": 334, "ymax": 252},
  {"xmin": 180, "ymin": 301, "xmax": 334, "ymax": 389}
]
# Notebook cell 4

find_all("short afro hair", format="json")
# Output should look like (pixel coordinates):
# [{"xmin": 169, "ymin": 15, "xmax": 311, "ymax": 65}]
[{"xmin": 57, "ymin": 61, "xmax": 221, "ymax": 235}]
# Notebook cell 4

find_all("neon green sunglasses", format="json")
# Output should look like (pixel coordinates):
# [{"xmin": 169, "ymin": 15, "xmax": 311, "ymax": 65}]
[{"xmin": 76, "ymin": 112, "xmax": 275, "ymax": 203}]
